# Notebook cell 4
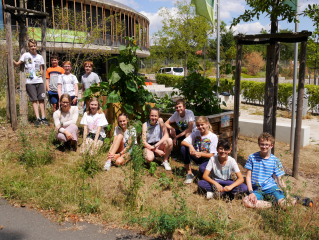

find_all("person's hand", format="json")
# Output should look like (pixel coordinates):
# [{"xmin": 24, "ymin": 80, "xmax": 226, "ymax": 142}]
[
  {"xmin": 173, "ymin": 137, "xmax": 177, "ymax": 146},
  {"xmin": 194, "ymin": 151, "xmax": 202, "ymax": 158},
  {"xmin": 189, "ymin": 147, "xmax": 197, "ymax": 156},
  {"xmin": 55, "ymin": 124, "xmax": 61, "ymax": 132},
  {"xmin": 72, "ymin": 97, "xmax": 77, "ymax": 105},
  {"xmin": 64, "ymin": 130, "xmax": 74, "ymax": 140},
  {"xmin": 248, "ymin": 192, "xmax": 257, "ymax": 204},
  {"xmin": 149, "ymin": 145, "xmax": 156, "ymax": 151},
  {"xmin": 81, "ymin": 101, "xmax": 84, "ymax": 108},
  {"xmin": 223, "ymin": 186, "xmax": 233, "ymax": 192},
  {"xmin": 170, "ymin": 128, "xmax": 176, "ymax": 138},
  {"xmin": 214, "ymin": 183, "xmax": 224, "ymax": 193},
  {"xmin": 154, "ymin": 149, "xmax": 165, "ymax": 157}
]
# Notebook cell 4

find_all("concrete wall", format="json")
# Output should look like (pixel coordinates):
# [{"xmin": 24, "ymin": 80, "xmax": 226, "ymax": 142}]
[{"xmin": 239, "ymin": 119, "xmax": 310, "ymax": 147}]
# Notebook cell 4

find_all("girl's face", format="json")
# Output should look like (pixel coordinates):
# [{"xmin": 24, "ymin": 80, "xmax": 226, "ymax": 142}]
[
  {"xmin": 196, "ymin": 121, "xmax": 208, "ymax": 133},
  {"xmin": 61, "ymin": 97, "xmax": 70, "ymax": 111},
  {"xmin": 118, "ymin": 116, "xmax": 128, "ymax": 129},
  {"xmin": 149, "ymin": 110, "xmax": 159, "ymax": 125},
  {"xmin": 89, "ymin": 100, "xmax": 98, "ymax": 113}
]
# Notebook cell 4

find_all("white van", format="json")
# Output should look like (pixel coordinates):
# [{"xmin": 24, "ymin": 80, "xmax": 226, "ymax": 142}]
[{"xmin": 158, "ymin": 67, "xmax": 184, "ymax": 76}]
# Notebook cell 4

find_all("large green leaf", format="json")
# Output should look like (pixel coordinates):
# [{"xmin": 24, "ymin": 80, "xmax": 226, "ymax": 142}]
[
  {"xmin": 107, "ymin": 64, "xmax": 117, "ymax": 79},
  {"xmin": 107, "ymin": 91, "xmax": 120, "ymax": 103},
  {"xmin": 100, "ymin": 82, "xmax": 108, "ymax": 89},
  {"xmin": 123, "ymin": 104, "xmax": 134, "ymax": 114},
  {"xmin": 82, "ymin": 88, "xmax": 92, "ymax": 97},
  {"xmin": 120, "ymin": 63, "xmax": 134, "ymax": 75},
  {"xmin": 110, "ymin": 71, "xmax": 121, "ymax": 85},
  {"xmin": 126, "ymin": 81, "xmax": 137, "ymax": 92},
  {"xmin": 119, "ymin": 45, "xmax": 126, "ymax": 51}
]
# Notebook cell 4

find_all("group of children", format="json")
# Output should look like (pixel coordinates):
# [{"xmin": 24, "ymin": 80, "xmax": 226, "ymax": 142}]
[{"xmin": 13, "ymin": 39, "xmax": 299, "ymax": 209}]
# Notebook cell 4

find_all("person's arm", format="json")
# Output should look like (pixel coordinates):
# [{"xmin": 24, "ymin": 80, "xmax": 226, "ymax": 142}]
[
  {"xmin": 154, "ymin": 118, "xmax": 169, "ymax": 148},
  {"xmin": 176, "ymin": 120, "xmax": 194, "ymax": 139},
  {"xmin": 246, "ymin": 170, "xmax": 257, "ymax": 204},
  {"xmin": 224, "ymin": 172, "xmax": 244, "ymax": 192},
  {"xmin": 73, "ymin": 83, "xmax": 78, "ymax": 105},
  {"xmin": 202, "ymin": 169, "xmax": 224, "ymax": 192},
  {"xmin": 197, "ymin": 152, "xmax": 214, "ymax": 158},
  {"xmin": 13, "ymin": 60, "xmax": 23, "ymax": 67},
  {"xmin": 142, "ymin": 123, "xmax": 155, "ymax": 150},
  {"xmin": 164, "ymin": 119, "xmax": 176, "ymax": 137},
  {"xmin": 57, "ymin": 84, "xmax": 62, "ymax": 100},
  {"xmin": 40, "ymin": 64, "xmax": 44, "ymax": 79},
  {"xmin": 46, "ymin": 78, "xmax": 50, "ymax": 91},
  {"xmin": 181, "ymin": 140, "xmax": 196, "ymax": 154},
  {"xmin": 82, "ymin": 125, "xmax": 88, "ymax": 145},
  {"xmin": 93, "ymin": 127, "xmax": 102, "ymax": 142}
]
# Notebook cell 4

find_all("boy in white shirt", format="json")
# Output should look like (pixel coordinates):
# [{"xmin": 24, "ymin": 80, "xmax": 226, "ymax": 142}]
[
  {"xmin": 57, "ymin": 61, "xmax": 79, "ymax": 106},
  {"xmin": 13, "ymin": 39, "xmax": 49, "ymax": 127}
]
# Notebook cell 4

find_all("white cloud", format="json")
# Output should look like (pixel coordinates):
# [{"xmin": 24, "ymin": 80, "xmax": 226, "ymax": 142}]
[
  {"xmin": 230, "ymin": 22, "xmax": 271, "ymax": 35},
  {"xmin": 115, "ymin": 0, "xmax": 140, "ymax": 9},
  {"xmin": 218, "ymin": 0, "xmax": 246, "ymax": 20}
]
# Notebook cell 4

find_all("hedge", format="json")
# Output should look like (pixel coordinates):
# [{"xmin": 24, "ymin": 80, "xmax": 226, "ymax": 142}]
[{"xmin": 154, "ymin": 74, "xmax": 319, "ymax": 110}]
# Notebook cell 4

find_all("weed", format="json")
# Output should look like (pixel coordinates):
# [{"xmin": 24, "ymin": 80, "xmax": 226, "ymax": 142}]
[
  {"xmin": 148, "ymin": 162, "xmax": 158, "ymax": 176},
  {"xmin": 78, "ymin": 154, "xmax": 102, "ymax": 178},
  {"xmin": 153, "ymin": 173, "xmax": 173, "ymax": 191}
]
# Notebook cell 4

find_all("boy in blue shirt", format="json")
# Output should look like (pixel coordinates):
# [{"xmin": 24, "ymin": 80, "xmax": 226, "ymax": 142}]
[{"xmin": 243, "ymin": 132, "xmax": 296, "ymax": 209}]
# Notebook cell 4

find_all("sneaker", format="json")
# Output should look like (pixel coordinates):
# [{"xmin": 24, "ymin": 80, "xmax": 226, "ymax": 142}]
[
  {"xmin": 161, "ymin": 161, "xmax": 172, "ymax": 171},
  {"xmin": 41, "ymin": 117, "xmax": 50, "ymax": 126},
  {"xmin": 103, "ymin": 161, "xmax": 112, "ymax": 171},
  {"xmin": 184, "ymin": 173, "xmax": 195, "ymax": 184},
  {"xmin": 207, "ymin": 191, "xmax": 214, "ymax": 199},
  {"xmin": 34, "ymin": 118, "xmax": 42, "ymax": 127}
]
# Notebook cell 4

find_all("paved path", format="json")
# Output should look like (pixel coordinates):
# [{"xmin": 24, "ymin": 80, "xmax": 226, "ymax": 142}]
[{"xmin": 0, "ymin": 199, "xmax": 160, "ymax": 240}]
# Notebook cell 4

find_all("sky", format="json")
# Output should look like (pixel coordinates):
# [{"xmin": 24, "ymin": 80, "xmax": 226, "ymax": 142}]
[{"xmin": 115, "ymin": 0, "xmax": 319, "ymax": 44}]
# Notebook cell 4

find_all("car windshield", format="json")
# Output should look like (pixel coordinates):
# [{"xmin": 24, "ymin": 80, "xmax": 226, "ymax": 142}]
[{"xmin": 173, "ymin": 68, "xmax": 183, "ymax": 73}]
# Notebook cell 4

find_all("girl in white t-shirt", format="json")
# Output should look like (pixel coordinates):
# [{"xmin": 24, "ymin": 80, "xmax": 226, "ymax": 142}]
[
  {"xmin": 103, "ymin": 113, "xmax": 136, "ymax": 171},
  {"xmin": 80, "ymin": 97, "xmax": 108, "ymax": 155},
  {"xmin": 181, "ymin": 116, "xmax": 218, "ymax": 184},
  {"xmin": 198, "ymin": 138, "xmax": 247, "ymax": 199}
]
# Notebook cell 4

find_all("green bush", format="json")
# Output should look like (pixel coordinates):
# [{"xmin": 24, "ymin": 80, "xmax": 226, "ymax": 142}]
[
  {"xmin": 242, "ymin": 67, "xmax": 248, "ymax": 74},
  {"xmin": 155, "ymin": 74, "xmax": 184, "ymax": 87}
]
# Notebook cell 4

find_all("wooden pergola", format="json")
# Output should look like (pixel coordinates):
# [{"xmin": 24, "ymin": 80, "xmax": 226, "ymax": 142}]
[{"xmin": 232, "ymin": 31, "xmax": 312, "ymax": 179}]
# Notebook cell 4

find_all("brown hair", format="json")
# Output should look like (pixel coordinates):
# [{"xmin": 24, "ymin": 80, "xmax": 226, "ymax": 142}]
[
  {"xmin": 258, "ymin": 132, "xmax": 275, "ymax": 145},
  {"xmin": 175, "ymin": 98, "xmax": 186, "ymax": 106},
  {"xmin": 59, "ymin": 93, "xmax": 71, "ymax": 104},
  {"xmin": 196, "ymin": 116, "xmax": 212, "ymax": 132},
  {"xmin": 217, "ymin": 138, "xmax": 231, "ymax": 151},
  {"xmin": 63, "ymin": 61, "xmax": 72, "ymax": 66},
  {"xmin": 50, "ymin": 52, "xmax": 59, "ymax": 60},
  {"xmin": 28, "ymin": 39, "xmax": 37, "ymax": 46},
  {"xmin": 84, "ymin": 60, "xmax": 93, "ymax": 68},
  {"xmin": 86, "ymin": 97, "xmax": 103, "ymax": 115},
  {"xmin": 117, "ymin": 113, "xmax": 129, "ymax": 128},
  {"xmin": 150, "ymin": 107, "xmax": 160, "ymax": 115}
]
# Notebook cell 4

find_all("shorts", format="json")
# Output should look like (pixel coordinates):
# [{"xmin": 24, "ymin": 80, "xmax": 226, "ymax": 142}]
[
  {"xmin": 253, "ymin": 186, "xmax": 285, "ymax": 203},
  {"xmin": 87, "ymin": 132, "xmax": 105, "ymax": 142},
  {"xmin": 144, "ymin": 141, "xmax": 159, "ymax": 154},
  {"xmin": 26, "ymin": 83, "xmax": 45, "ymax": 102},
  {"xmin": 48, "ymin": 91, "xmax": 59, "ymax": 104}
]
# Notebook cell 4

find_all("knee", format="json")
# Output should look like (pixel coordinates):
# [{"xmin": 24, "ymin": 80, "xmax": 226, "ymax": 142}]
[
  {"xmin": 115, "ymin": 158, "xmax": 124, "ymax": 166},
  {"xmin": 165, "ymin": 138, "xmax": 173, "ymax": 146}
]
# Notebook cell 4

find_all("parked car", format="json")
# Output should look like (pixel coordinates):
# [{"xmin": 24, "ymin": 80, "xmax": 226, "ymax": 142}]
[{"xmin": 157, "ymin": 67, "xmax": 184, "ymax": 76}]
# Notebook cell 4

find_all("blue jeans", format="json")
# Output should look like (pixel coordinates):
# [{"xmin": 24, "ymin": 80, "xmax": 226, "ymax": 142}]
[{"xmin": 253, "ymin": 186, "xmax": 285, "ymax": 202}]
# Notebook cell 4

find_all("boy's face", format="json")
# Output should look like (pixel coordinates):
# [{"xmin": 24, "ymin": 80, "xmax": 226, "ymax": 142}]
[
  {"xmin": 175, "ymin": 103, "xmax": 186, "ymax": 115},
  {"xmin": 84, "ymin": 64, "xmax": 93, "ymax": 74},
  {"xmin": 28, "ymin": 43, "xmax": 37, "ymax": 54},
  {"xmin": 51, "ymin": 58, "xmax": 59, "ymax": 67},
  {"xmin": 63, "ymin": 64, "xmax": 71, "ymax": 74},
  {"xmin": 258, "ymin": 140, "xmax": 273, "ymax": 154},
  {"xmin": 217, "ymin": 146, "xmax": 231, "ymax": 158}
]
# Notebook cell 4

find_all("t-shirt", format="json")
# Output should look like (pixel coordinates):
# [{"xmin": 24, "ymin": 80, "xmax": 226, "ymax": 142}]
[
  {"xmin": 57, "ymin": 74, "xmax": 79, "ymax": 96},
  {"xmin": 19, "ymin": 52, "xmax": 44, "ymax": 84},
  {"xmin": 81, "ymin": 72, "xmax": 101, "ymax": 90},
  {"xmin": 168, "ymin": 109, "xmax": 196, "ymax": 131},
  {"xmin": 46, "ymin": 66, "xmax": 65, "ymax": 92},
  {"xmin": 183, "ymin": 130, "xmax": 218, "ymax": 154},
  {"xmin": 206, "ymin": 155, "xmax": 240, "ymax": 180},
  {"xmin": 80, "ymin": 112, "xmax": 108, "ymax": 138},
  {"xmin": 53, "ymin": 106, "xmax": 79, "ymax": 133},
  {"xmin": 245, "ymin": 152, "xmax": 285, "ymax": 191},
  {"xmin": 114, "ymin": 126, "xmax": 137, "ymax": 145}
]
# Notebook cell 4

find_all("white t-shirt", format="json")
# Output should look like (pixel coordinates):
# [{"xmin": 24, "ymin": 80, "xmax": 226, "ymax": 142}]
[
  {"xmin": 80, "ymin": 112, "xmax": 108, "ymax": 138},
  {"xmin": 183, "ymin": 130, "xmax": 218, "ymax": 154},
  {"xmin": 169, "ymin": 109, "xmax": 196, "ymax": 132},
  {"xmin": 114, "ymin": 126, "xmax": 137, "ymax": 145},
  {"xmin": 19, "ymin": 52, "xmax": 44, "ymax": 84},
  {"xmin": 57, "ymin": 74, "xmax": 78, "ymax": 96},
  {"xmin": 206, "ymin": 155, "xmax": 240, "ymax": 180}
]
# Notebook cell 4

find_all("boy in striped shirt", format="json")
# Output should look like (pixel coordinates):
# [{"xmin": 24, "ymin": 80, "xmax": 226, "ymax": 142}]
[{"xmin": 243, "ymin": 132, "xmax": 296, "ymax": 209}]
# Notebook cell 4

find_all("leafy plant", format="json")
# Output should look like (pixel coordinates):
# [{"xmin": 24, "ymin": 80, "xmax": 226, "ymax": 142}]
[
  {"xmin": 154, "ymin": 173, "xmax": 174, "ymax": 191},
  {"xmin": 148, "ymin": 162, "xmax": 158, "ymax": 176},
  {"xmin": 154, "ymin": 94, "xmax": 175, "ymax": 113}
]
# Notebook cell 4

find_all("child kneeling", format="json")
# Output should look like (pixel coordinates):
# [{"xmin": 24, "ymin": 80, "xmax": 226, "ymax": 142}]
[
  {"xmin": 198, "ymin": 138, "xmax": 247, "ymax": 199},
  {"xmin": 243, "ymin": 132, "xmax": 296, "ymax": 209}
]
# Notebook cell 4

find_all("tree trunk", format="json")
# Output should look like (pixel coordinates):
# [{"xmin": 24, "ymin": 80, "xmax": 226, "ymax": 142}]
[
  {"xmin": 184, "ymin": 52, "xmax": 187, "ymax": 77},
  {"xmin": 315, "ymin": 59, "xmax": 317, "ymax": 85}
]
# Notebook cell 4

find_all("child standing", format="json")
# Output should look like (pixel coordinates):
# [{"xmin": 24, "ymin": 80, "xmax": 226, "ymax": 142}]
[
  {"xmin": 13, "ymin": 39, "xmax": 49, "ymax": 126},
  {"xmin": 57, "ymin": 61, "xmax": 79, "ymax": 106},
  {"xmin": 81, "ymin": 61, "xmax": 101, "ymax": 112},
  {"xmin": 46, "ymin": 53, "xmax": 64, "ymax": 112},
  {"xmin": 181, "ymin": 116, "xmax": 218, "ymax": 184},
  {"xmin": 198, "ymin": 138, "xmax": 247, "ymax": 199},
  {"xmin": 243, "ymin": 132, "xmax": 296, "ymax": 209}
]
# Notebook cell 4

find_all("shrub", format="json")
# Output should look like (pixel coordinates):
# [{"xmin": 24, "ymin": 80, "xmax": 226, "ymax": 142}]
[
  {"xmin": 155, "ymin": 74, "xmax": 184, "ymax": 87},
  {"xmin": 244, "ymin": 52, "xmax": 265, "ymax": 75},
  {"xmin": 242, "ymin": 67, "xmax": 248, "ymax": 74}
]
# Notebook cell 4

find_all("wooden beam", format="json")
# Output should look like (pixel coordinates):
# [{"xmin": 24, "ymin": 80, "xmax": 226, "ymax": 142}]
[
  {"xmin": 138, "ymin": 16, "xmax": 141, "ymax": 46},
  {"xmin": 110, "ymin": 7, "xmax": 113, "ymax": 43},
  {"xmin": 84, "ymin": 3, "xmax": 86, "ymax": 31},
  {"xmin": 115, "ymin": 9, "xmax": 117, "ymax": 42},
  {"xmin": 24, "ymin": 1, "xmax": 28, "ymax": 27},
  {"xmin": 41, "ymin": 18, "xmax": 47, "ymax": 109},
  {"xmin": 61, "ymin": 0, "xmax": 63, "ymax": 29},
  {"xmin": 81, "ymin": 0, "xmax": 83, "ymax": 26},
  {"xmin": 102, "ymin": 5, "xmax": 104, "ymax": 41},
  {"xmin": 120, "ymin": 10, "xmax": 122, "ymax": 43},
  {"xmin": 124, "ymin": 11, "xmax": 126, "ymax": 43},
  {"xmin": 52, "ymin": 0, "xmax": 55, "ymax": 28},
  {"xmin": 3, "ymin": 4, "xmax": 49, "ymax": 16},
  {"xmin": 134, "ymin": 14, "xmax": 136, "ymax": 38},
  {"xmin": 90, "ymin": 1, "xmax": 92, "ymax": 33},
  {"xmin": 74, "ymin": 0, "xmax": 76, "ymax": 31},
  {"xmin": 232, "ymin": 43, "xmax": 242, "ymax": 160},
  {"xmin": 96, "ymin": 2, "xmax": 98, "ymax": 29},
  {"xmin": 14, "ymin": 0, "xmax": 18, "ymax": 26},
  {"xmin": 234, "ymin": 31, "xmax": 312, "ymax": 40},
  {"xmin": 43, "ymin": 0, "xmax": 46, "ymax": 12},
  {"xmin": 293, "ymin": 40, "xmax": 307, "ymax": 179},
  {"xmin": 5, "ymin": 12, "xmax": 17, "ymax": 131},
  {"xmin": 66, "ymin": 0, "xmax": 69, "ymax": 30}
]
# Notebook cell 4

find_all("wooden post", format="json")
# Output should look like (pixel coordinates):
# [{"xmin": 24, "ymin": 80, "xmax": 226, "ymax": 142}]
[
  {"xmin": 90, "ymin": 1, "xmax": 92, "ymax": 33},
  {"xmin": 74, "ymin": 0, "xmax": 76, "ymax": 31},
  {"xmin": 84, "ymin": 4, "xmax": 86, "ymax": 31},
  {"xmin": 81, "ymin": 0, "xmax": 83, "ymax": 26},
  {"xmin": 61, "ymin": 0, "xmax": 63, "ymax": 29},
  {"xmin": 134, "ymin": 14, "xmax": 136, "ymax": 38},
  {"xmin": 66, "ymin": 0, "xmax": 69, "ymax": 30},
  {"xmin": 19, "ymin": 21, "xmax": 28, "ymax": 124},
  {"xmin": 271, "ymin": 43, "xmax": 280, "ymax": 154},
  {"xmin": 263, "ymin": 44, "xmax": 275, "ymax": 134},
  {"xmin": 96, "ymin": 3, "xmax": 98, "ymax": 29},
  {"xmin": 138, "ymin": 17, "xmax": 140, "ymax": 46},
  {"xmin": 120, "ymin": 10, "xmax": 122, "ymax": 43},
  {"xmin": 115, "ymin": 9, "xmax": 117, "ymax": 43},
  {"xmin": 124, "ymin": 11, "xmax": 126, "ymax": 44},
  {"xmin": 232, "ymin": 43, "xmax": 242, "ymax": 160},
  {"xmin": 110, "ymin": 7, "xmax": 113, "ymax": 44},
  {"xmin": 6, "ymin": 61, "xmax": 10, "ymax": 122},
  {"xmin": 5, "ymin": 12, "xmax": 18, "ymax": 131},
  {"xmin": 41, "ymin": 18, "xmax": 47, "ymax": 109},
  {"xmin": 293, "ymin": 40, "xmax": 307, "ymax": 179},
  {"xmin": 24, "ymin": 1, "xmax": 28, "ymax": 27}
]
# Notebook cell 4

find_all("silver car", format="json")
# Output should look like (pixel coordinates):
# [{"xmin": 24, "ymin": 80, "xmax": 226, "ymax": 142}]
[{"xmin": 158, "ymin": 67, "xmax": 184, "ymax": 76}]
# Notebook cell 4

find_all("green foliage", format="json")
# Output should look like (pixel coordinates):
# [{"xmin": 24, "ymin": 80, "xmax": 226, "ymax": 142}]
[
  {"xmin": 155, "ymin": 74, "xmax": 184, "ymax": 87},
  {"xmin": 148, "ymin": 162, "xmax": 158, "ymax": 176},
  {"xmin": 154, "ymin": 94, "xmax": 176, "ymax": 113},
  {"xmin": 242, "ymin": 67, "xmax": 248, "ymax": 74},
  {"xmin": 154, "ymin": 173, "xmax": 174, "ymax": 191},
  {"xmin": 78, "ymin": 154, "xmax": 102, "ymax": 179}
]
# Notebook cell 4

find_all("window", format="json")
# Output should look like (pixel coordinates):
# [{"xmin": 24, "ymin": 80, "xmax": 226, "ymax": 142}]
[{"xmin": 173, "ymin": 68, "xmax": 183, "ymax": 73}]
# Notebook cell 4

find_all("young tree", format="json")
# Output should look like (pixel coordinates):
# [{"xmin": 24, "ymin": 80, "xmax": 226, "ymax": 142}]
[{"xmin": 153, "ymin": 0, "xmax": 212, "ymax": 75}]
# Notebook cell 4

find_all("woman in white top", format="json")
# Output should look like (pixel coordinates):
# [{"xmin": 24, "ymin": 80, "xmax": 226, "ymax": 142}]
[
  {"xmin": 80, "ymin": 97, "xmax": 108, "ymax": 155},
  {"xmin": 53, "ymin": 93, "xmax": 79, "ymax": 151},
  {"xmin": 142, "ymin": 107, "xmax": 173, "ymax": 171},
  {"xmin": 103, "ymin": 113, "xmax": 136, "ymax": 171},
  {"xmin": 181, "ymin": 116, "xmax": 218, "ymax": 184}
]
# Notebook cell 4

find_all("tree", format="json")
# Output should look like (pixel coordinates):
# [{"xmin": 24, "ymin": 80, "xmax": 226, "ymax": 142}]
[{"xmin": 153, "ymin": 0, "xmax": 212, "ymax": 75}]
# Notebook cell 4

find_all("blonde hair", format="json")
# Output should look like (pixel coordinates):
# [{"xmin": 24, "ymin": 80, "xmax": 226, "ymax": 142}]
[
  {"xmin": 258, "ymin": 132, "xmax": 275, "ymax": 145},
  {"xmin": 28, "ymin": 39, "xmax": 37, "ymax": 46},
  {"xmin": 86, "ymin": 97, "xmax": 103, "ymax": 115},
  {"xmin": 196, "ymin": 116, "xmax": 212, "ymax": 132},
  {"xmin": 63, "ymin": 61, "xmax": 72, "ymax": 66}
]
